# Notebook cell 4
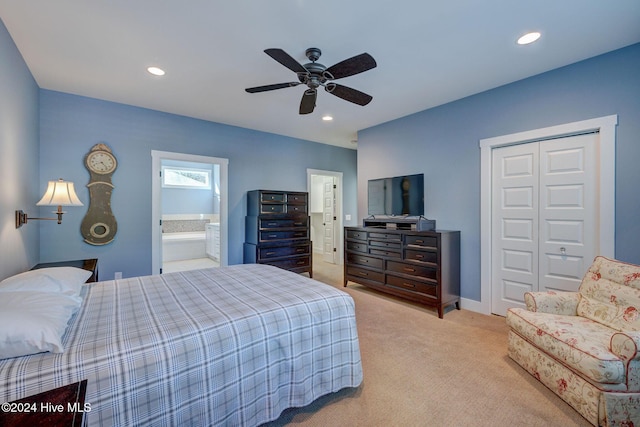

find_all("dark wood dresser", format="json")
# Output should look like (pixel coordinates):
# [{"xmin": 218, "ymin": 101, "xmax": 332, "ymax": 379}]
[
  {"xmin": 344, "ymin": 226, "xmax": 460, "ymax": 318},
  {"xmin": 244, "ymin": 190, "xmax": 312, "ymax": 276}
]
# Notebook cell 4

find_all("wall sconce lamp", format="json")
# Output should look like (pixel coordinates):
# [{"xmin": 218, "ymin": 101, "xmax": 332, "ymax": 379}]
[{"xmin": 15, "ymin": 179, "xmax": 84, "ymax": 228}]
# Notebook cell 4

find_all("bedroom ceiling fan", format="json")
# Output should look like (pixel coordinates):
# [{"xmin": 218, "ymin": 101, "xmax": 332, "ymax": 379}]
[{"xmin": 245, "ymin": 47, "xmax": 377, "ymax": 115}]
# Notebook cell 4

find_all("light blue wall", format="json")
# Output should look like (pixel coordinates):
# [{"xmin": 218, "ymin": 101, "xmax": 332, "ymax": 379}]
[
  {"xmin": 358, "ymin": 43, "xmax": 640, "ymax": 302},
  {"xmin": 38, "ymin": 90, "xmax": 358, "ymax": 280},
  {"xmin": 0, "ymin": 18, "xmax": 40, "ymax": 280}
]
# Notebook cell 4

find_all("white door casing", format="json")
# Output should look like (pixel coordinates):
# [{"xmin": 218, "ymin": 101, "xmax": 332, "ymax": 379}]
[
  {"xmin": 307, "ymin": 169, "xmax": 344, "ymax": 266},
  {"xmin": 491, "ymin": 133, "xmax": 599, "ymax": 315},
  {"xmin": 151, "ymin": 150, "xmax": 229, "ymax": 275},
  {"xmin": 474, "ymin": 115, "xmax": 617, "ymax": 316}
]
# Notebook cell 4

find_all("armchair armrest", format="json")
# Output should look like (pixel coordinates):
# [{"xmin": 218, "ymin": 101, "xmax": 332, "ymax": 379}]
[
  {"xmin": 611, "ymin": 331, "xmax": 640, "ymax": 362},
  {"xmin": 524, "ymin": 291, "xmax": 580, "ymax": 315},
  {"xmin": 611, "ymin": 332, "xmax": 640, "ymax": 392}
]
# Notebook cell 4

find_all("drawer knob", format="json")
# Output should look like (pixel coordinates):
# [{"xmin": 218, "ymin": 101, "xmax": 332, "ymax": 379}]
[
  {"xmin": 266, "ymin": 252, "xmax": 275, "ymax": 256},
  {"xmin": 416, "ymin": 239, "xmax": 424, "ymax": 243},
  {"xmin": 269, "ymin": 234, "xmax": 277, "ymax": 238},
  {"xmin": 404, "ymin": 267, "xmax": 416, "ymax": 272},
  {"xmin": 416, "ymin": 254, "xmax": 424, "ymax": 259}
]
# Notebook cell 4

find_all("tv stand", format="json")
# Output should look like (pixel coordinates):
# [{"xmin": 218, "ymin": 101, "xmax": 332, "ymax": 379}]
[
  {"xmin": 363, "ymin": 216, "xmax": 435, "ymax": 231},
  {"xmin": 344, "ymin": 225, "xmax": 460, "ymax": 318}
]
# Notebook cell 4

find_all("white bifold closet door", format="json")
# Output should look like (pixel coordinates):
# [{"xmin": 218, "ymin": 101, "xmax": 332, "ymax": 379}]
[{"xmin": 491, "ymin": 132, "xmax": 598, "ymax": 316}]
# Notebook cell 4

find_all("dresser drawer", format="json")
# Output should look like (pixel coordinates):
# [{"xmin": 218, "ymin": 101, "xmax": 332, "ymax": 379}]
[
  {"xmin": 260, "ymin": 229, "xmax": 308, "ymax": 242},
  {"xmin": 260, "ymin": 217, "xmax": 308, "ymax": 229},
  {"xmin": 260, "ymin": 192, "xmax": 286, "ymax": 203},
  {"xmin": 286, "ymin": 193, "xmax": 307, "ymax": 204},
  {"xmin": 404, "ymin": 249, "xmax": 437, "ymax": 264},
  {"xmin": 346, "ymin": 253, "xmax": 383, "ymax": 270},
  {"xmin": 346, "ymin": 266, "xmax": 384, "ymax": 284},
  {"xmin": 259, "ymin": 204, "xmax": 286, "ymax": 214},
  {"xmin": 262, "ymin": 255, "xmax": 310, "ymax": 270},
  {"xmin": 287, "ymin": 204, "xmax": 307, "ymax": 214},
  {"xmin": 369, "ymin": 239, "xmax": 402, "ymax": 250},
  {"xmin": 346, "ymin": 229, "xmax": 367, "ymax": 241},
  {"xmin": 387, "ymin": 260, "xmax": 437, "ymax": 281},
  {"xmin": 259, "ymin": 244, "xmax": 310, "ymax": 259},
  {"xmin": 346, "ymin": 241, "xmax": 368, "ymax": 253},
  {"xmin": 369, "ymin": 248, "xmax": 402, "ymax": 258},
  {"xmin": 405, "ymin": 235, "xmax": 437, "ymax": 248},
  {"xmin": 369, "ymin": 232, "xmax": 401, "ymax": 241},
  {"xmin": 386, "ymin": 274, "xmax": 438, "ymax": 297}
]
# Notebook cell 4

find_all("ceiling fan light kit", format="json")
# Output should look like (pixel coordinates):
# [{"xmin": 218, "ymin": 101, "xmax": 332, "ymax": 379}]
[{"xmin": 245, "ymin": 47, "xmax": 376, "ymax": 115}]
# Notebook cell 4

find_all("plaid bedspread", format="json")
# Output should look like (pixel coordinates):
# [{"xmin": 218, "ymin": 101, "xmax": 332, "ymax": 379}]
[{"xmin": 0, "ymin": 264, "xmax": 363, "ymax": 426}]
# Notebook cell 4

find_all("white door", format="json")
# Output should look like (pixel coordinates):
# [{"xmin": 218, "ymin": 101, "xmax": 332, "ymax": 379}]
[
  {"xmin": 322, "ymin": 177, "xmax": 336, "ymax": 264},
  {"xmin": 491, "ymin": 132, "xmax": 599, "ymax": 316}
]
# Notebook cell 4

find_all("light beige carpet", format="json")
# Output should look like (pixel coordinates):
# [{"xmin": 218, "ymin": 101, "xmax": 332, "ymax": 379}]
[{"xmin": 262, "ymin": 258, "xmax": 592, "ymax": 426}]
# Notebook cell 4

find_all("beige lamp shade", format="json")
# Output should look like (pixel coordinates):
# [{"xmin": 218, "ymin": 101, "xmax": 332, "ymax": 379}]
[{"xmin": 36, "ymin": 179, "xmax": 84, "ymax": 206}]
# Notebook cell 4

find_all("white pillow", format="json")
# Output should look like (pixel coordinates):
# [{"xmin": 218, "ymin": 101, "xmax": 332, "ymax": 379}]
[
  {"xmin": 0, "ymin": 291, "xmax": 81, "ymax": 359},
  {"xmin": 0, "ymin": 267, "xmax": 91, "ymax": 297}
]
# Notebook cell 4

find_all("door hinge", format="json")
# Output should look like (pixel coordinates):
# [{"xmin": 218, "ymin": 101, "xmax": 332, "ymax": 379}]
[
  {"xmin": 333, "ymin": 248, "xmax": 337, "ymax": 252},
  {"xmin": 333, "ymin": 184, "xmax": 337, "ymax": 189},
  {"xmin": 333, "ymin": 216, "xmax": 337, "ymax": 221},
  {"xmin": 159, "ymin": 219, "xmax": 162, "ymax": 226}
]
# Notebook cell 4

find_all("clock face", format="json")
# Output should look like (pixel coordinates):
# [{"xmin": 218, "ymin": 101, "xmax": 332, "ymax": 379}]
[{"xmin": 87, "ymin": 151, "xmax": 117, "ymax": 174}]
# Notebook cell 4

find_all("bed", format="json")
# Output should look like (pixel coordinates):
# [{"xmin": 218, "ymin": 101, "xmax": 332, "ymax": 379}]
[{"xmin": 0, "ymin": 263, "xmax": 363, "ymax": 426}]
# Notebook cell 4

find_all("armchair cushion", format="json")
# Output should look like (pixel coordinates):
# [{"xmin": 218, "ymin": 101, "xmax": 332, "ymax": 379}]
[
  {"xmin": 577, "ymin": 256, "xmax": 640, "ymax": 332},
  {"xmin": 507, "ymin": 308, "xmax": 626, "ymax": 385}
]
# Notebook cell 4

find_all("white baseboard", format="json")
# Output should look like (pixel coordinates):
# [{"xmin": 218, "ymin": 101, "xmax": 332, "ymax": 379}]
[{"xmin": 460, "ymin": 297, "xmax": 492, "ymax": 316}]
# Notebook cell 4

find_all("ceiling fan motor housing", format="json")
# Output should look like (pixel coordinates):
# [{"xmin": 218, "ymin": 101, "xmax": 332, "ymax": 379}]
[{"xmin": 299, "ymin": 62, "xmax": 328, "ymax": 88}]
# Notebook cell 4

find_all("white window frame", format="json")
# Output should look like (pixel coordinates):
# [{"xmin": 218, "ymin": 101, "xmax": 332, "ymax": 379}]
[{"xmin": 161, "ymin": 166, "xmax": 211, "ymax": 189}]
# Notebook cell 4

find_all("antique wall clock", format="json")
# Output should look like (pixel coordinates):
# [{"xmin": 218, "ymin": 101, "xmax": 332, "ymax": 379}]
[{"xmin": 80, "ymin": 143, "xmax": 118, "ymax": 245}]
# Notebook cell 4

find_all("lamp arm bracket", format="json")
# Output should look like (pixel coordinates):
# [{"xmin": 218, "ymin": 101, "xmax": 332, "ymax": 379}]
[{"xmin": 15, "ymin": 209, "xmax": 65, "ymax": 228}]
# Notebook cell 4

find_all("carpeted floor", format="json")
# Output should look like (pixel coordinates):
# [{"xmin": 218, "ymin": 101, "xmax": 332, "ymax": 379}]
[{"xmin": 262, "ymin": 256, "xmax": 592, "ymax": 426}]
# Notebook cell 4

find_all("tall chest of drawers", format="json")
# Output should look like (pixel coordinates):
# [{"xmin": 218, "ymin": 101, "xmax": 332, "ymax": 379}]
[
  {"xmin": 244, "ymin": 190, "xmax": 312, "ymax": 276},
  {"xmin": 344, "ymin": 226, "xmax": 460, "ymax": 318}
]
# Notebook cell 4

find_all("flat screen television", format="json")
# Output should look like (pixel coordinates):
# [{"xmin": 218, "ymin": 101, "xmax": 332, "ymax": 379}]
[{"xmin": 367, "ymin": 173, "xmax": 424, "ymax": 216}]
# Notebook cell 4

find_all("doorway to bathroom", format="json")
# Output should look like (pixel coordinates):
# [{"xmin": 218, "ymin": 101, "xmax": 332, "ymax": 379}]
[
  {"xmin": 307, "ymin": 169, "xmax": 344, "ymax": 275},
  {"xmin": 151, "ymin": 151, "xmax": 229, "ymax": 275}
]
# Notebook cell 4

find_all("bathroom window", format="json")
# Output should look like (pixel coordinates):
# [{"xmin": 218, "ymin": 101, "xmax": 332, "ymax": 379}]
[{"xmin": 162, "ymin": 167, "xmax": 211, "ymax": 189}]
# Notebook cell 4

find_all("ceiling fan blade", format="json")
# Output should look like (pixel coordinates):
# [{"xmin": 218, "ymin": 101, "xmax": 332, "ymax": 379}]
[
  {"xmin": 324, "ymin": 53, "xmax": 376, "ymax": 80},
  {"xmin": 299, "ymin": 89, "xmax": 317, "ymax": 114},
  {"xmin": 325, "ymin": 83, "xmax": 372, "ymax": 106},
  {"xmin": 264, "ymin": 48, "xmax": 308, "ymax": 74},
  {"xmin": 245, "ymin": 82, "xmax": 300, "ymax": 93}
]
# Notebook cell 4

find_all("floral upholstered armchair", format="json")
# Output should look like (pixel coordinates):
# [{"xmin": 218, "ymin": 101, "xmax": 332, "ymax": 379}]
[{"xmin": 506, "ymin": 256, "xmax": 640, "ymax": 427}]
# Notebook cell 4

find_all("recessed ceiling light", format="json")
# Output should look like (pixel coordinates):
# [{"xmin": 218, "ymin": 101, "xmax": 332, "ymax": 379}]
[
  {"xmin": 147, "ymin": 66, "xmax": 166, "ymax": 76},
  {"xmin": 517, "ymin": 32, "xmax": 541, "ymax": 45},
  {"xmin": 322, "ymin": 115, "xmax": 333, "ymax": 121}
]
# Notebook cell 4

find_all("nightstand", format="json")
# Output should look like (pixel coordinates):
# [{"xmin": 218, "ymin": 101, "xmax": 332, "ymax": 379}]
[
  {"xmin": 31, "ymin": 259, "xmax": 98, "ymax": 283},
  {"xmin": 0, "ymin": 379, "xmax": 88, "ymax": 427}
]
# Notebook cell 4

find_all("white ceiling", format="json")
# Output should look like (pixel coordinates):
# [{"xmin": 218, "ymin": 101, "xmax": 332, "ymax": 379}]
[{"xmin": 1, "ymin": 1, "xmax": 639, "ymax": 149}]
